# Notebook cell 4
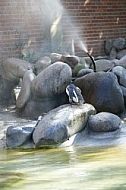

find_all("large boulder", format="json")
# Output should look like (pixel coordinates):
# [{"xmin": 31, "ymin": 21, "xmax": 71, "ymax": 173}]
[
  {"xmin": 49, "ymin": 53, "xmax": 62, "ymax": 64},
  {"xmin": 2, "ymin": 79, "xmax": 17, "ymax": 105},
  {"xmin": 61, "ymin": 123, "xmax": 126, "ymax": 147},
  {"xmin": 116, "ymin": 49, "xmax": 126, "ymax": 60},
  {"xmin": 16, "ymin": 69, "xmax": 35, "ymax": 109},
  {"xmin": 88, "ymin": 112, "xmax": 121, "ymax": 132},
  {"xmin": 77, "ymin": 68, "xmax": 93, "ymax": 78},
  {"xmin": 74, "ymin": 72, "xmax": 124, "ymax": 114},
  {"xmin": 113, "ymin": 37, "xmax": 126, "ymax": 51},
  {"xmin": 34, "ymin": 56, "xmax": 51, "ymax": 75},
  {"xmin": 95, "ymin": 59, "xmax": 114, "ymax": 72},
  {"xmin": 120, "ymin": 86, "xmax": 126, "ymax": 105},
  {"xmin": 32, "ymin": 62, "xmax": 72, "ymax": 98},
  {"xmin": 20, "ymin": 93, "xmax": 67, "ymax": 119},
  {"xmin": 104, "ymin": 39, "xmax": 113, "ymax": 55},
  {"xmin": 113, "ymin": 55, "xmax": 126, "ymax": 69},
  {"xmin": 0, "ymin": 58, "xmax": 33, "ymax": 104},
  {"xmin": 17, "ymin": 62, "xmax": 72, "ymax": 118},
  {"xmin": 118, "ymin": 55, "xmax": 126, "ymax": 68},
  {"xmin": 33, "ymin": 103, "xmax": 96, "ymax": 146},
  {"xmin": 104, "ymin": 38, "xmax": 126, "ymax": 60},
  {"xmin": 6, "ymin": 124, "xmax": 35, "ymax": 148},
  {"xmin": 60, "ymin": 55, "xmax": 80, "ymax": 70},
  {"xmin": 109, "ymin": 47, "xmax": 117, "ymax": 60},
  {"xmin": 0, "ymin": 58, "xmax": 32, "ymax": 82},
  {"xmin": 112, "ymin": 66, "xmax": 126, "ymax": 88}
]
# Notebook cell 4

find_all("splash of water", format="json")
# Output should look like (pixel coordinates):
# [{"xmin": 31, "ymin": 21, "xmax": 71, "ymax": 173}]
[
  {"xmin": 78, "ymin": 40, "xmax": 88, "ymax": 53},
  {"xmin": 77, "ymin": 40, "xmax": 96, "ymax": 71},
  {"xmin": 41, "ymin": 0, "xmax": 88, "ymax": 55}
]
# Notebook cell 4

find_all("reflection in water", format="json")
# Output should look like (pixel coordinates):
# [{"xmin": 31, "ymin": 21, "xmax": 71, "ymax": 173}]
[{"xmin": 0, "ymin": 146, "xmax": 126, "ymax": 190}]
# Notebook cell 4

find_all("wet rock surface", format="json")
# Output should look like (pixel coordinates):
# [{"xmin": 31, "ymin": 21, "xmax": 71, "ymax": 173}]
[
  {"xmin": 104, "ymin": 37, "xmax": 126, "ymax": 60},
  {"xmin": 88, "ymin": 112, "xmax": 121, "ymax": 132},
  {"xmin": 6, "ymin": 125, "xmax": 35, "ymax": 148},
  {"xmin": 0, "ymin": 43, "xmax": 125, "ymax": 149},
  {"xmin": 74, "ymin": 72, "xmax": 124, "ymax": 114},
  {"xmin": 33, "ymin": 103, "xmax": 96, "ymax": 146},
  {"xmin": 0, "ymin": 106, "xmax": 36, "ymax": 148},
  {"xmin": 62, "ymin": 123, "xmax": 126, "ymax": 148},
  {"xmin": 32, "ymin": 61, "xmax": 72, "ymax": 98}
]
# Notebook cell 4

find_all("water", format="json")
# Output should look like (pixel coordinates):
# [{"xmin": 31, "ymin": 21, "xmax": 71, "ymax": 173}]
[
  {"xmin": 0, "ymin": 145, "xmax": 126, "ymax": 190},
  {"xmin": 78, "ymin": 40, "xmax": 88, "ymax": 53},
  {"xmin": 0, "ymin": 106, "xmax": 126, "ymax": 190}
]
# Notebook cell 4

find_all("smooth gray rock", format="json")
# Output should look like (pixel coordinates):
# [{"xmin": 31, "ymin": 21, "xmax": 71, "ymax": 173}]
[
  {"xmin": 88, "ymin": 112, "xmax": 121, "ymax": 132},
  {"xmin": 74, "ymin": 71, "xmax": 124, "ymax": 114},
  {"xmin": 120, "ymin": 85, "xmax": 126, "ymax": 97},
  {"xmin": 109, "ymin": 47, "xmax": 117, "ymax": 60},
  {"xmin": 6, "ymin": 124, "xmax": 35, "ymax": 148},
  {"xmin": 0, "ymin": 58, "xmax": 33, "ymax": 104},
  {"xmin": 113, "ymin": 37, "xmax": 125, "ymax": 51},
  {"xmin": 32, "ymin": 62, "xmax": 72, "ymax": 98},
  {"xmin": 0, "ymin": 78, "xmax": 17, "ymax": 104},
  {"xmin": 112, "ymin": 66, "xmax": 126, "ymax": 88},
  {"xmin": 16, "ymin": 69, "xmax": 35, "ymax": 109},
  {"xmin": 49, "ymin": 53, "xmax": 62, "ymax": 63},
  {"xmin": 77, "ymin": 68, "xmax": 93, "ymax": 77},
  {"xmin": 112, "ymin": 56, "xmax": 126, "ymax": 69},
  {"xmin": 116, "ymin": 49, "xmax": 126, "ymax": 60},
  {"xmin": 21, "ymin": 93, "xmax": 67, "ymax": 119},
  {"xmin": 0, "ymin": 58, "xmax": 32, "ymax": 82},
  {"xmin": 119, "ymin": 55, "xmax": 126, "ymax": 68},
  {"xmin": 120, "ymin": 85, "xmax": 126, "ymax": 105},
  {"xmin": 104, "ymin": 39, "xmax": 113, "ymax": 55},
  {"xmin": 112, "ymin": 59, "xmax": 120, "ymax": 66},
  {"xmin": 61, "ymin": 55, "xmax": 80, "ymax": 70},
  {"xmin": 95, "ymin": 59, "xmax": 114, "ymax": 72},
  {"xmin": 33, "ymin": 103, "xmax": 96, "ymax": 146},
  {"xmin": 35, "ymin": 56, "xmax": 51, "ymax": 75},
  {"xmin": 61, "ymin": 123, "xmax": 126, "ymax": 148}
]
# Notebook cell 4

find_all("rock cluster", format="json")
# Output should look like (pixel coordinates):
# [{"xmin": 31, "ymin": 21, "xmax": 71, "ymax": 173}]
[
  {"xmin": 74, "ymin": 71, "xmax": 124, "ymax": 114},
  {"xmin": 6, "ymin": 107, "xmax": 125, "ymax": 149},
  {"xmin": 104, "ymin": 37, "xmax": 126, "ymax": 60},
  {"xmin": 0, "ymin": 45, "xmax": 125, "ymax": 148}
]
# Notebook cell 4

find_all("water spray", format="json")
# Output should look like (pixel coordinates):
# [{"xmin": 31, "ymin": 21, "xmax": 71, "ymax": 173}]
[
  {"xmin": 79, "ymin": 41, "xmax": 96, "ymax": 72},
  {"xmin": 71, "ymin": 39, "xmax": 75, "ymax": 55}
]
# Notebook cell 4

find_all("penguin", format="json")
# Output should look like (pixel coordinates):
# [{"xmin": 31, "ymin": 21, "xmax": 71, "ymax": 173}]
[{"xmin": 66, "ymin": 83, "xmax": 85, "ymax": 105}]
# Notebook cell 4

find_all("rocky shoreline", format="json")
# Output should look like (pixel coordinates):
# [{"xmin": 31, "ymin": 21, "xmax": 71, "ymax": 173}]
[
  {"xmin": 0, "ymin": 106, "xmax": 36, "ymax": 148},
  {"xmin": 0, "ymin": 37, "xmax": 126, "ymax": 149},
  {"xmin": 0, "ymin": 105, "xmax": 126, "ymax": 149}
]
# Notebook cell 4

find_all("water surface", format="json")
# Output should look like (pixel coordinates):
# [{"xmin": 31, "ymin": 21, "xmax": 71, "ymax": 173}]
[
  {"xmin": 0, "ymin": 145, "xmax": 126, "ymax": 190},
  {"xmin": 0, "ymin": 105, "xmax": 126, "ymax": 189}
]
